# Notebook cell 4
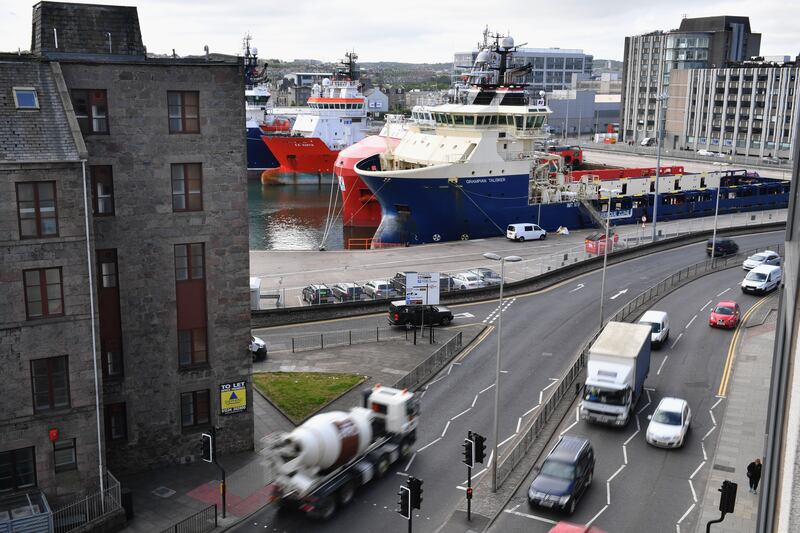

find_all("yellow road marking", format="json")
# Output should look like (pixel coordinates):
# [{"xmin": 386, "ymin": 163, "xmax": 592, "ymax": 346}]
[
  {"xmin": 717, "ymin": 296, "xmax": 769, "ymax": 397},
  {"xmin": 455, "ymin": 325, "xmax": 494, "ymax": 363}
]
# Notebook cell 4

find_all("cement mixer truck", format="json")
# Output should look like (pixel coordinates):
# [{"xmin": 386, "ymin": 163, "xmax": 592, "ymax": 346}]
[{"xmin": 264, "ymin": 384, "xmax": 419, "ymax": 520}]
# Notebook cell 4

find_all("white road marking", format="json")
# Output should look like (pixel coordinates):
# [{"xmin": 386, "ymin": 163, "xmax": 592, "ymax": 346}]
[
  {"xmin": 702, "ymin": 426, "xmax": 716, "ymax": 441},
  {"xmin": 701, "ymin": 299, "xmax": 713, "ymax": 311},
  {"xmin": 403, "ymin": 453, "xmax": 417, "ymax": 472},
  {"xmin": 657, "ymin": 355, "xmax": 670, "ymax": 375},
  {"xmin": 677, "ymin": 503, "xmax": 696, "ymax": 524},
  {"xmin": 609, "ymin": 288, "xmax": 629, "ymax": 300},
  {"xmin": 498, "ymin": 435, "xmax": 516, "ymax": 447},
  {"xmin": 690, "ymin": 461, "xmax": 706, "ymax": 480},
  {"xmin": 685, "ymin": 314, "xmax": 697, "ymax": 329},
  {"xmin": 711, "ymin": 397, "xmax": 724, "ymax": 410},
  {"xmin": 569, "ymin": 283, "xmax": 585, "ymax": 293},
  {"xmin": 461, "ymin": 467, "xmax": 488, "ymax": 485},
  {"xmin": 503, "ymin": 509, "xmax": 557, "ymax": 525},
  {"xmin": 671, "ymin": 333, "xmax": 684, "ymax": 349},
  {"xmin": 523, "ymin": 405, "xmax": 540, "ymax": 417},
  {"xmin": 471, "ymin": 394, "xmax": 479, "ymax": 408},
  {"xmin": 452, "ymin": 312, "xmax": 475, "ymax": 319},
  {"xmin": 450, "ymin": 408, "xmax": 471, "ymax": 421},
  {"xmin": 486, "ymin": 451, "xmax": 494, "ymax": 468},
  {"xmin": 607, "ymin": 464, "xmax": 626, "ymax": 483},
  {"xmin": 586, "ymin": 504, "xmax": 610, "ymax": 527},
  {"xmin": 500, "ymin": 370, "xmax": 509, "ymax": 374},
  {"xmin": 701, "ymin": 441, "xmax": 707, "ymax": 461},
  {"xmin": 576, "ymin": 406, "xmax": 580, "ymax": 422},
  {"xmin": 623, "ymin": 426, "xmax": 640, "ymax": 446},
  {"xmin": 441, "ymin": 421, "xmax": 451, "ymax": 438},
  {"xmin": 417, "ymin": 438, "xmax": 441, "ymax": 452},
  {"xmin": 709, "ymin": 410, "xmax": 716, "ymax": 426},
  {"xmin": 447, "ymin": 365, "xmax": 454, "ymax": 376},
  {"xmin": 717, "ymin": 287, "xmax": 731, "ymax": 297},
  {"xmin": 559, "ymin": 420, "xmax": 579, "ymax": 436},
  {"xmin": 516, "ymin": 418, "xmax": 522, "ymax": 433},
  {"xmin": 623, "ymin": 446, "xmax": 628, "ymax": 465},
  {"xmin": 479, "ymin": 383, "xmax": 495, "ymax": 394}
]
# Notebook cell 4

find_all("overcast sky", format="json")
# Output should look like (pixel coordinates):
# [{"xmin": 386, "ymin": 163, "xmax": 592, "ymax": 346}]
[{"xmin": 1, "ymin": 0, "xmax": 797, "ymax": 63}]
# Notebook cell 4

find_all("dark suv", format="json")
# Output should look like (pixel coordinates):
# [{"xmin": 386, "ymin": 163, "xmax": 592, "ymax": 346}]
[
  {"xmin": 302, "ymin": 284, "xmax": 335, "ymax": 305},
  {"xmin": 527, "ymin": 435, "xmax": 594, "ymax": 514},
  {"xmin": 706, "ymin": 238, "xmax": 739, "ymax": 257},
  {"xmin": 388, "ymin": 301, "xmax": 453, "ymax": 326},
  {"xmin": 390, "ymin": 271, "xmax": 417, "ymax": 294}
]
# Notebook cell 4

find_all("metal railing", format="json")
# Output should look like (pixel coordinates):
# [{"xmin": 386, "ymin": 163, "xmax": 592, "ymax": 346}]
[
  {"xmin": 0, "ymin": 491, "xmax": 53, "ymax": 533},
  {"xmin": 494, "ymin": 242, "xmax": 784, "ymax": 487},
  {"xmin": 394, "ymin": 331, "xmax": 464, "ymax": 391},
  {"xmin": 290, "ymin": 326, "xmax": 408, "ymax": 352},
  {"xmin": 159, "ymin": 504, "xmax": 217, "ymax": 533},
  {"xmin": 52, "ymin": 471, "xmax": 121, "ymax": 533}
]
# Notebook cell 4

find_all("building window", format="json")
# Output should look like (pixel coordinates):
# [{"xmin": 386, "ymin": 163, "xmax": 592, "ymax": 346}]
[
  {"xmin": 16, "ymin": 181, "xmax": 58, "ymax": 238},
  {"xmin": 174, "ymin": 243, "xmax": 205, "ymax": 281},
  {"xmin": 30, "ymin": 356, "xmax": 70, "ymax": 412},
  {"xmin": 71, "ymin": 89, "xmax": 108, "ymax": 134},
  {"xmin": 171, "ymin": 163, "xmax": 203, "ymax": 211},
  {"xmin": 13, "ymin": 87, "xmax": 39, "ymax": 109},
  {"xmin": 90, "ymin": 166, "xmax": 115, "ymax": 216},
  {"xmin": 99, "ymin": 256, "xmax": 117, "ymax": 288},
  {"xmin": 178, "ymin": 328, "xmax": 207, "ymax": 367},
  {"xmin": 24, "ymin": 268, "xmax": 64, "ymax": 318},
  {"xmin": 53, "ymin": 439, "xmax": 77, "ymax": 473},
  {"xmin": 180, "ymin": 390, "xmax": 210, "ymax": 428},
  {"xmin": 0, "ymin": 447, "xmax": 37, "ymax": 492},
  {"xmin": 168, "ymin": 91, "xmax": 200, "ymax": 133},
  {"xmin": 105, "ymin": 403, "xmax": 127, "ymax": 441}
]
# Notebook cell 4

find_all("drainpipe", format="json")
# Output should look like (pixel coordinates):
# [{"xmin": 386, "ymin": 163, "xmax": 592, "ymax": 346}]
[{"xmin": 81, "ymin": 160, "xmax": 105, "ymax": 499}]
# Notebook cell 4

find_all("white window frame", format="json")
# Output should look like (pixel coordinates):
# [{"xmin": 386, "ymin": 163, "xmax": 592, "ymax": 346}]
[{"xmin": 13, "ymin": 87, "xmax": 40, "ymax": 109}]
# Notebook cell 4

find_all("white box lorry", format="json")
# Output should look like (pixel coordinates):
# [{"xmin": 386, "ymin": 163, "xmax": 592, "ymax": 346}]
[{"xmin": 580, "ymin": 321, "xmax": 651, "ymax": 427}]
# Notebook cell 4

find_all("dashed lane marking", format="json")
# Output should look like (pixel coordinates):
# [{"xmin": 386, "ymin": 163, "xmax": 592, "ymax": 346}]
[
  {"xmin": 671, "ymin": 333, "xmax": 683, "ymax": 349},
  {"xmin": 416, "ymin": 438, "xmax": 441, "ymax": 452},
  {"xmin": 657, "ymin": 355, "xmax": 670, "ymax": 375},
  {"xmin": 502, "ymin": 509, "xmax": 557, "ymax": 525},
  {"xmin": 450, "ymin": 408, "xmax": 471, "ymax": 421},
  {"xmin": 701, "ymin": 299, "xmax": 713, "ymax": 311},
  {"xmin": 685, "ymin": 314, "xmax": 697, "ymax": 329},
  {"xmin": 717, "ymin": 287, "xmax": 731, "ymax": 297}
]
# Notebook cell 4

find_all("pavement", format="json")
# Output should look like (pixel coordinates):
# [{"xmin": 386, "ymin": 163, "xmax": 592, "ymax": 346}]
[
  {"xmin": 694, "ymin": 294, "xmax": 778, "ymax": 533},
  {"xmin": 117, "ymin": 326, "xmax": 482, "ymax": 532}
]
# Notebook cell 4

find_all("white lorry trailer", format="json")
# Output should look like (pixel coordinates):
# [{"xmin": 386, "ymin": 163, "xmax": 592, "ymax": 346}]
[
  {"xmin": 264, "ymin": 384, "xmax": 419, "ymax": 519},
  {"xmin": 580, "ymin": 321, "xmax": 651, "ymax": 427}
]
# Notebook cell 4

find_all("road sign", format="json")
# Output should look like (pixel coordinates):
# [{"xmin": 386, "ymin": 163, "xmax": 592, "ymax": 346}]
[
  {"xmin": 220, "ymin": 381, "xmax": 247, "ymax": 415},
  {"xmin": 605, "ymin": 208, "xmax": 633, "ymax": 220},
  {"xmin": 405, "ymin": 272, "xmax": 440, "ymax": 305}
]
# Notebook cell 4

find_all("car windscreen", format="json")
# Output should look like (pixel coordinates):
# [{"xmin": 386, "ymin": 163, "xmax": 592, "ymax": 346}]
[
  {"xmin": 653, "ymin": 409, "xmax": 682, "ymax": 425},
  {"xmin": 540, "ymin": 460, "xmax": 575, "ymax": 481},
  {"xmin": 746, "ymin": 271, "xmax": 767, "ymax": 281},
  {"xmin": 749, "ymin": 254, "xmax": 767, "ymax": 262},
  {"xmin": 584, "ymin": 386, "xmax": 627, "ymax": 406},
  {"xmin": 714, "ymin": 306, "xmax": 734, "ymax": 315},
  {"xmin": 642, "ymin": 321, "xmax": 661, "ymax": 333},
  {"xmin": 507, "ymin": 225, "xmax": 515, "ymax": 231}
]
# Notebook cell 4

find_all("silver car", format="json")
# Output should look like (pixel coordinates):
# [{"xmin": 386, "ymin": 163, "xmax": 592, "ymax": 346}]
[
  {"xmin": 452, "ymin": 272, "xmax": 485, "ymax": 290},
  {"xmin": 363, "ymin": 280, "xmax": 393, "ymax": 299},
  {"xmin": 469, "ymin": 268, "xmax": 502, "ymax": 286},
  {"xmin": 742, "ymin": 250, "xmax": 780, "ymax": 270}
]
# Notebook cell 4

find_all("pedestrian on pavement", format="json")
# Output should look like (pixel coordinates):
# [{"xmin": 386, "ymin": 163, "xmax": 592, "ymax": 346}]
[{"xmin": 747, "ymin": 458, "xmax": 762, "ymax": 493}]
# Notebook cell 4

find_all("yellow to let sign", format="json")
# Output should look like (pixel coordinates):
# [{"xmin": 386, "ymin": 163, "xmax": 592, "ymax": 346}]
[{"xmin": 220, "ymin": 381, "xmax": 247, "ymax": 415}]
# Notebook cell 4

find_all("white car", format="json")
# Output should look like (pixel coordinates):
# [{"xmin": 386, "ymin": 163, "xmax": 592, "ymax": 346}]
[
  {"xmin": 452, "ymin": 272, "xmax": 485, "ymax": 290},
  {"xmin": 742, "ymin": 250, "xmax": 781, "ymax": 270},
  {"xmin": 646, "ymin": 397, "xmax": 691, "ymax": 448}
]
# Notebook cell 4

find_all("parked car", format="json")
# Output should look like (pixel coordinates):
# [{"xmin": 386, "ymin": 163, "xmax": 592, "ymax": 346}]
[
  {"xmin": 706, "ymin": 238, "xmax": 738, "ymax": 257},
  {"xmin": 390, "ymin": 271, "xmax": 417, "ymax": 294},
  {"xmin": 527, "ymin": 435, "xmax": 595, "ymax": 514},
  {"xmin": 331, "ymin": 282, "xmax": 363, "ymax": 302},
  {"xmin": 709, "ymin": 301, "xmax": 740, "ymax": 329},
  {"xmin": 387, "ymin": 301, "xmax": 453, "ymax": 326},
  {"xmin": 697, "ymin": 149, "xmax": 724, "ymax": 158},
  {"xmin": 742, "ymin": 250, "xmax": 781, "ymax": 270},
  {"xmin": 640, "ymin": 137, "xmax": 656, "ymax": 147},
  {"xmin": 301, "ymin": 284, "xmax": 335, "ymax": 305},
  {"xmin": 469, "ymin": 267, "xmax": 502, "ymax": 286},
  {"xmin": 584, "ymin": 232, "xmax": 618, "ymax": 254},
  {"xmin": 741, "ymin": 264, "xmax": 782, "ymax": 294},
  {"xmin": 250, "ymin": 335, "xmax": 267, "ymax": 362},
  {"xmin": 363, "ymin": 280, "xmax": 394, "ymax": 299},
  {"xmin": 439, "ymin": 274, "xmax": 456, "ymax": 292},
  {"xmin": 507, "ymin": 223, "xmax": 547, "ymax": 242},
  {"xmin": 646, "ymin": 397, "xmax": 691, "ymax": 448},
  {"xmin": 452, "ymin": 272, "xmax": 485, "ymax": 290},
  {"xmin": 638, "ymin": 310, "xmax": 670, "ymax": 348},
  {"xmin": 761, "ymin": 156, "xmax": 781, "ymax": 165}
]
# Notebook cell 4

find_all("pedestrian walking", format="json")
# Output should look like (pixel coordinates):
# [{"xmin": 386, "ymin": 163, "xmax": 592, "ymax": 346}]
[{"xmin": 747, "ymin": 458, "xmax": 762, "ymax": 493}]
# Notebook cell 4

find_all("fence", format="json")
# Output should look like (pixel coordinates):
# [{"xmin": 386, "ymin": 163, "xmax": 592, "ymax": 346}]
[
  {"xmin": 290, "ymin": 326, "xmax": 409, "ymax": 352},
  {"xmin": 494, "ymin": 242, "xmax": 785, "ymax": 487},
  {"xmin": 53, "ymin": 471, "xmax": 122, "ymax": 533},
  {"xmin": 394, "ymin": 331, "xmax": 464, "ymax": 391},
  {"xmin": 159, "ymin": 505, "xmax": 217, "ymax": 533}
]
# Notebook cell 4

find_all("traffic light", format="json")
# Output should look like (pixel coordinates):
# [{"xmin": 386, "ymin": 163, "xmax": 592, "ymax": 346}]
[
  {"xmin": 201, "ymin": 432, "xmax": 214, "ymax": 463},
  {"xmin": 473, "ymin": 433, "xmax": 487, "ymax": 464},
  {"xmin": 462, "ymin": 434, "xmax": 475, "ymax": 468},
  {"xmin": 408, "ymin": 476, "xmax": 423, "ymax": 509},
  {"xmin": 718, "ymin": 480, "xmax": 737, "ymax": 514},
  {"xmin": 397, "ymin": 485, "xmax": 411, "ymax": 519}
]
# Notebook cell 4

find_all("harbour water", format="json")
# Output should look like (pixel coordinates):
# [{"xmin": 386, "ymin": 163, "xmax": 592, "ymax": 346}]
[{"xmin": 247, "ymin": 173, "xmax": 376, "ymax": 250}]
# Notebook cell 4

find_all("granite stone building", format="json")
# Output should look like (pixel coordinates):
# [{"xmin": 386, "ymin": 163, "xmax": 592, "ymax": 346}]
[{"xmin": 0, "ymin": 0, "xmax": 252, "ymax": 514}]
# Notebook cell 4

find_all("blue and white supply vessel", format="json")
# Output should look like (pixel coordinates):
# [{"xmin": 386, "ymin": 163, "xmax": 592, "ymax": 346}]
[{"xmin": 355, "ymin": 31, "xmax": 790, "ymax": 245}]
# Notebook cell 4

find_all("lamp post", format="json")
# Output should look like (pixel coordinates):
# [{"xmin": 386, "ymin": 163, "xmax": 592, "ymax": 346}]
[
  {"xmin": 483, "ymin": 252, "xmax": 522, "ymax": 493},
  {"xmin": 710, "ymin": 180, "xmax": 722, "ymax": 261},
  {"xmin": 598, "ymin": 188, "xmax": 621, "ymax": 329},
  {"xmin": 652, "ymin": 91, "xmax": 668, "ymax": 242}
]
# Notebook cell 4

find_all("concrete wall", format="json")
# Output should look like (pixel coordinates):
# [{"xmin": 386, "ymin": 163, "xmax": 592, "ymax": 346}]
[{"xmin": 59, "ymin": 60, "xmax": 252, "ymax": 472}]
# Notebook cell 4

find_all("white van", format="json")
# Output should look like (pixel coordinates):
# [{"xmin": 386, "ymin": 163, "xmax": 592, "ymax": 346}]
[
  {"xmin": 638, "ymin": 310, "xmax": 670, "ymax": 348},
  {"xmin": 507, "ymin": 223, "xmax": 546, "ymax": 242},
  {"xmin": 741, "ymin": 265, "xmax": 782, "ymax": 294}
]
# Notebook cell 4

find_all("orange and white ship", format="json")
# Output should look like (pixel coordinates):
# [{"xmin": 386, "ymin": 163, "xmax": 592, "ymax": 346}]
[{"xmin": 263, "ymin": 52, "xmax": 368, "ymax": 174}]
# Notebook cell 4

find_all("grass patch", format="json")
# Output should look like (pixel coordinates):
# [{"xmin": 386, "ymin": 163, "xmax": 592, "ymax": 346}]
[{"xmin": 253, "ymin": 372, "xmax": 366, "ymax": 423}]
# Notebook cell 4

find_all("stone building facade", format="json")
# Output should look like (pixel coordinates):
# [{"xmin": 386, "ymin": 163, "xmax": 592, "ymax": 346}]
[{"xmin": 0, "ymin": 1, "xmax": 252, "ymax": 508}]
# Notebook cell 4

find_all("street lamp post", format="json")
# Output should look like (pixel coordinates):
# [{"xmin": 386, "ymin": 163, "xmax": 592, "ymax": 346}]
[
  {"xmin": 483, "ymin": 252, "xmax": 522, "ymax": 493},
  {"xmin": 652, "ymin": 92, "xmax": 668, "ymax": 242},
  {"xmin": 598, "ymin": 188, "xmax": 621, "ymax": 329}
]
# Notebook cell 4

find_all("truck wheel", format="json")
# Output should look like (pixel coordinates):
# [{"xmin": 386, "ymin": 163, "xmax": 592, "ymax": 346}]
[
  {"xmin": 338, "ymin": 480, "xmax": 357, "ymax": 506},
  {"xmin": 376, "ymin": 454, "xmax": 391, "ymax": 478},
  {"xmin": 317, "ymin": 495, "xmax": 337, "ymax": 520}
]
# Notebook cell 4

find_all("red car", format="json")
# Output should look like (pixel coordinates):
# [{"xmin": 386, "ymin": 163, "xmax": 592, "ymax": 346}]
[
  {"xmin": 548, "ymin": 522, "xmax": 607, "ymax": 533},
  {"xmin": 709, "ymin": 300, "xmax": 741, "ymax": 329}
]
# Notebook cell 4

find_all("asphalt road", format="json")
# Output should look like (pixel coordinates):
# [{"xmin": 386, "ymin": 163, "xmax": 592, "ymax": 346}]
[
  {"xmin": 235, "ymin": 230, "xmax": 782, "ymax": 533},
  {"xmin": 491, "ymin": 266, "xmax": 771, "ymax": 533}
]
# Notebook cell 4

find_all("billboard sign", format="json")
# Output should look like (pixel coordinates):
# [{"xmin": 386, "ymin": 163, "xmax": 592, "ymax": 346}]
[
  {"xmin": 405, "ymin": 272, "xmax": 440, "ymax": 305},
  {"xmin": 220, "ymin": 381, "xmax": 247, "ymax": 415}
]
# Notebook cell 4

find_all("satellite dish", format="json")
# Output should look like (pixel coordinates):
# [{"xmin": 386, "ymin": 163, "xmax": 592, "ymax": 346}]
[
  {"xmin": 322, "ymin": 78, "xmax": 332, "ymax": 86},
  {"xmin": 476, "ymin": 50, "xmax": 492, "ymax": 63},
  {"xmin": 252, "ymin": 47, "xmax": 258, "ymax": 56},
  {"xmin": 502, "ymin": 36, "xmax": 515, "ymax": 49}
]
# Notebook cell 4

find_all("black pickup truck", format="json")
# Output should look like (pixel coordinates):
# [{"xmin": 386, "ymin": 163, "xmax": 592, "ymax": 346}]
[{"xmin": 388, "ymin": 301, "xmax": 453, "ymax": 326}]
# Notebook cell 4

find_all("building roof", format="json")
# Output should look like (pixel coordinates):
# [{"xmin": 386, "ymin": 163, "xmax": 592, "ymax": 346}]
[
  {"xmin": 677, "ymin": 16, "xmax": 752, "ymax": 34},
  {"xmin": 0, "ymin": 55, "xmax": 81, "ymax": 162}
]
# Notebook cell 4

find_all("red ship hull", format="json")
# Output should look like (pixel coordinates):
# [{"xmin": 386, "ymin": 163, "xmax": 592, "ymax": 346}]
[
  {"xmin": 262, "ymin": 136, "xmax": 339, "ymax": 174},
  {"xmin": 335, "ymin": 135, "xmax": 400, "ymax": 227}
]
